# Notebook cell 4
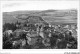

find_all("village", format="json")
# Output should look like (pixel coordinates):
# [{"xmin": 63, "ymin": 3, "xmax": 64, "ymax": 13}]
[{"xmin": 3, "ymin": 15, "xmax": 77, "ymax": 49}]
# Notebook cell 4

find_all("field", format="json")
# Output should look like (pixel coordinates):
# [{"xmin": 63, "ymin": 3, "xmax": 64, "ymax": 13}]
[{"xmin": 3, "ymin": 9, "xmax": 77, "ymax": 24}]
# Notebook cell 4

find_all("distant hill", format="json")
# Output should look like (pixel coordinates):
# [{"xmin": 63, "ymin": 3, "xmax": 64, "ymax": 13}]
[
  {"xmin": 3, "ymin": 9, "xmax": 77, "ymax": 25},
  {"xmin": 18, "ymin": 16, "xmax": 48, "ymax": 25}
]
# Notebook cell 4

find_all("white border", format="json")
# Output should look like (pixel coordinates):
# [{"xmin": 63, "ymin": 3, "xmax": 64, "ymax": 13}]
[{"xmin": 0, "ymin": 0, "xmax": 80, "ymax": 54}]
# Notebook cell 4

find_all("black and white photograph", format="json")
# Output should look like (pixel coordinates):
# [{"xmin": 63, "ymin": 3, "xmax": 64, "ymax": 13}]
[{"xmin": 0, "ymin": 0, "xmax": 79, "ymax": 51}]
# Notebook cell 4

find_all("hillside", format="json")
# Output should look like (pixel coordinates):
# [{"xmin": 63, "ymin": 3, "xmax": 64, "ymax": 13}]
[{"xmin": 3, "ymin": 9, "xmax": 77, "ymax": 25}]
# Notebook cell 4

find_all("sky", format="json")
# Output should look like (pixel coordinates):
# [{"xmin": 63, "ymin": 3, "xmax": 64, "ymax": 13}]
[{"xmin": 1, "ymin": 1, "xmax": 79, "ymax": 12}]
